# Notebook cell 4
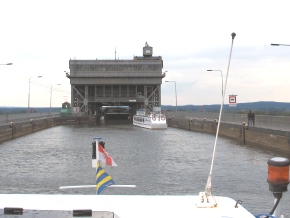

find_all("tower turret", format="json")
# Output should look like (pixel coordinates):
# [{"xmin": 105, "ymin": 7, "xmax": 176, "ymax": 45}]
[{"xmin": 143, "ymin": 42, "xmax": 153, "ymax": 57}]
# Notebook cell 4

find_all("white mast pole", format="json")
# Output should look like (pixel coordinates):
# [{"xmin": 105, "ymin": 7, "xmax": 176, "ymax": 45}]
[
  {"xmin": 205, "ymin": 33, "xmax": 236, "ymax": 196},
  {"xmin": 94, "ymin": 136, "xmax": 102, "ymax": 195}
]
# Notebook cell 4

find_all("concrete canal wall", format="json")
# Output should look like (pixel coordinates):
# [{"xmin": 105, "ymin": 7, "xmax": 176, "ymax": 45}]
[
  {"xmin": 167, "ymin": 117, "xmax": 290, "ymax": 154},
  {"xmin": 0, "ymin": 116, "xmax": 97, "ymax": 143},
  {"xmin": 1, "ymin": 114, "xmax": 290, "ymax": 154}
]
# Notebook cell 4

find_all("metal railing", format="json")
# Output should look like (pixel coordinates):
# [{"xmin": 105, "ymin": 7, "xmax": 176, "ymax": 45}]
[
  {"xmin": 1, "ymin": 110, "xmax": 290, "ymax": 132},
  {"xmin": 0, "ymin": 112, "xmax": 60, "ymax": 124},
  {"xmin": 164, "ymin": 111, "xmax": 290, "ymax": 132}
]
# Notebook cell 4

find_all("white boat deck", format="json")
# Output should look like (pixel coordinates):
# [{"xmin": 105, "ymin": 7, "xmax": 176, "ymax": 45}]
[{"xmin": 0, "ymin": 194, "xmax": 255, "ymax": 218}]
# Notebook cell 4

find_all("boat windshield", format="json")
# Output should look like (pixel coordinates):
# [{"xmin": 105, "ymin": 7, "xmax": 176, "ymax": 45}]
[{"xmin": 136, "ymin": 109, "xmax": 146, "ymax": 115}]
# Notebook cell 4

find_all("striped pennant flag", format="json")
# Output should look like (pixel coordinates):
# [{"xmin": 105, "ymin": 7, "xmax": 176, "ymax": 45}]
[{"xmin": 96, "ymin": 162, "xmax": 114, "ymax": 194}]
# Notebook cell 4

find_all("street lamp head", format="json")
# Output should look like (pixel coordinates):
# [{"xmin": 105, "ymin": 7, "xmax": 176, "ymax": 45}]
[
  {"xmin": 271, "ymin": 43, "xmax": 290, "ymax": 46},
  {"xmin": 6, "ymin": 63, "xmax": 13, "ymax": 65},
  {"xmin": 207, "ymin": 70, "xmax": 222, "ymax": 72},
  {"xmin": 29, "ymin": 75, "xmax": 42, "ymax": 80}
]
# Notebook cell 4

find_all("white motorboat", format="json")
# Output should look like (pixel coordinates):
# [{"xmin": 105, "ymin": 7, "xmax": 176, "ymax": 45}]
[{"xmin": 133, "ymin": 109, "xmax": 167, "ymax": 130}]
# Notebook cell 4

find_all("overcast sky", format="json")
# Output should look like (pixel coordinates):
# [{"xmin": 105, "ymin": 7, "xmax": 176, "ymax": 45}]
[{"xmin": 1, "ymin": 0, "xmax": 290, "ymax": 107}]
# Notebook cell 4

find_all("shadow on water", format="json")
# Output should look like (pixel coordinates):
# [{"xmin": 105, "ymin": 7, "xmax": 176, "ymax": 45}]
[
  {"xmin": 228, "ymin": 138, "xmax": 290, "ymax": 160},
  {"xmin": 65, "ymin": 118, "xmax": 133, "ymax": 129}
]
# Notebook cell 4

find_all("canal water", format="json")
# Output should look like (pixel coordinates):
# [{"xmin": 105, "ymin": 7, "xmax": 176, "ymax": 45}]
[{"xmin": 0, "ymin": 120, "xmax": 289, "ymax": 217}]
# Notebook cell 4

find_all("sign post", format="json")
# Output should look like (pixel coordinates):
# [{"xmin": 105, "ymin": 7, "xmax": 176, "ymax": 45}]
[{"xmin": 229, "ymin": 95, "xmax": 237, "ymax": 107}]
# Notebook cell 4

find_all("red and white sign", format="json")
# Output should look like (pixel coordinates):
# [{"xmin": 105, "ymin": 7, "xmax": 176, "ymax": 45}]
[
  {"xmin": 229, "ymin": 95, "xmax": 237, "ymax": 107},
  {"xmin": 73, "ymin": 107, "xmax": 79, "ymax": 112}
]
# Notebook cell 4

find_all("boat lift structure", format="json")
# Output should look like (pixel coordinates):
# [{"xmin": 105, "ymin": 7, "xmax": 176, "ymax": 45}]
[{"xmin": 66, "ymin": 42, "xmax": 166, "ymax": 117}]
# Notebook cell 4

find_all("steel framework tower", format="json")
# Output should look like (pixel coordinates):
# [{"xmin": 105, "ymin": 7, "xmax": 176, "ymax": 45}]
[{"xmin": 67, "ymin": 42, "xmax": 166, "ymax": 115}]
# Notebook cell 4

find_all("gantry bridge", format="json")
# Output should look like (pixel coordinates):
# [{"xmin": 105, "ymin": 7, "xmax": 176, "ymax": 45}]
[{"xmin": 66, "ymin": 42, "xmax": 166, "ymax": 116}]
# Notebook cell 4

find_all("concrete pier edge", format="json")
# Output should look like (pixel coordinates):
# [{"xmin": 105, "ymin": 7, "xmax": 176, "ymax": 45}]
[
  {"xmin": 1, "ymin": 115, "xmax": 289, "ymax": 155},
  {"xmin": 166, "ymin": 116, "xmax": 290, "ymax": 154}
]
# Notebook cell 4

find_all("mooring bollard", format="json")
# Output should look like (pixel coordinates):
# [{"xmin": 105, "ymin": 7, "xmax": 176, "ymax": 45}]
[
  {"xmin": 189, "ymin": 118, "xmax": 192, "ymax": 130},
  {"xmin": 10, "ymin": 122, "xmax": 15, "ymax": 138},
  {"xmin": 242, "ymin": 122, "xmax": 246, "ymax": 145},
  {"xmin": 44, "ymin": 117, "xmax": 47, "ymax": 128}
]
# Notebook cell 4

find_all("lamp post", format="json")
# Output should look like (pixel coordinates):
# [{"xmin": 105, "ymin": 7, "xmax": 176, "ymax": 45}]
[
  {"xmin": 207, "ymin": 70, "xmax": 223, "ymax": 96},
  {"xmin": 64, "ymin": 70, "xmax": 70, "ymax": 78},
  {"xmin": 0, "ymin": 63, "xmax": 13, "ymax": 65},
  {"xmin": 162, "ymin": 70, "xmax": 168, "ymax": 78},
  {"xmin": 50, "ymin": 84, "xmax": 61, "ymax": 114},
  {"xmin": 165, "ymin": 80, "xmax": 177, "ymax": 116},
  {"xmin": 271, "ymin": 43, "xmax": 290, "ymax": 105},
  {"xmin": 28, "ymin": 76, "xmax": 42, "ymax": 113}
]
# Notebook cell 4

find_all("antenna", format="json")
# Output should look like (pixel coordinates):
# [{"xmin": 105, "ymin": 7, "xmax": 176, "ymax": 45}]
[{"xmin": 205, "ymin": 32, "xmax": 236, "ymax": 196}]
